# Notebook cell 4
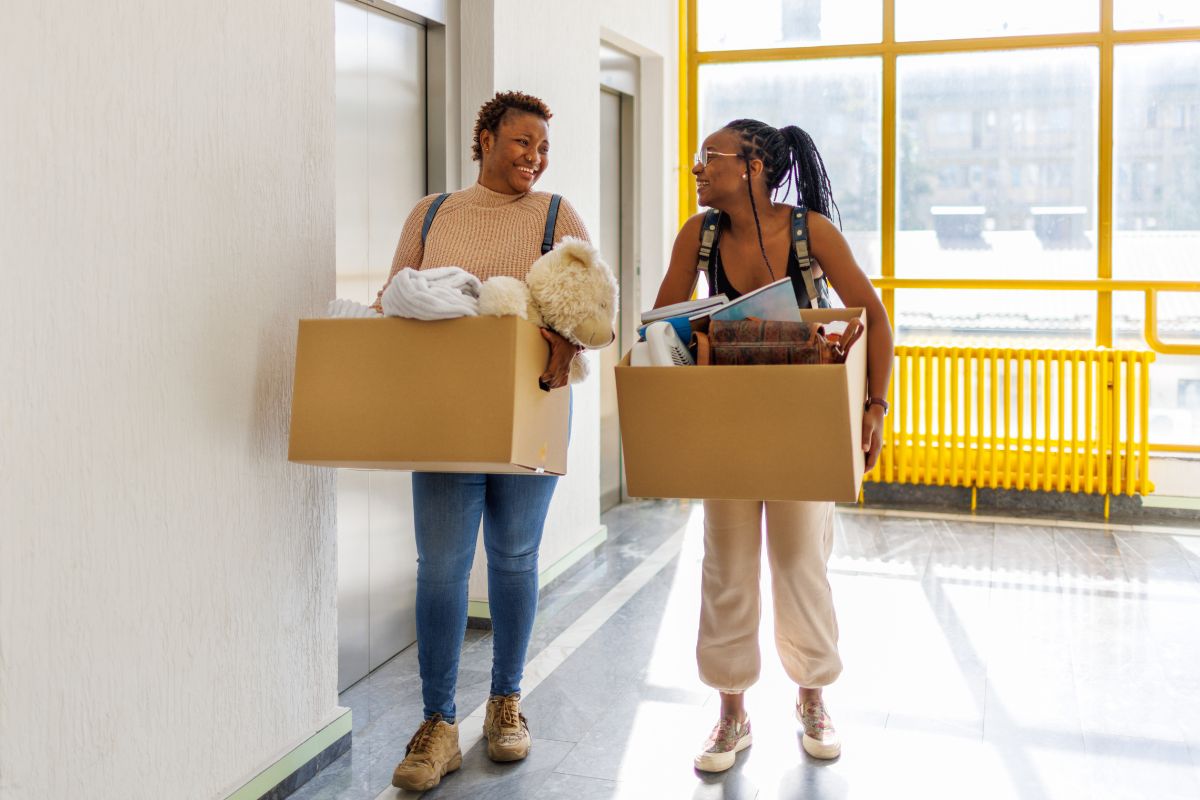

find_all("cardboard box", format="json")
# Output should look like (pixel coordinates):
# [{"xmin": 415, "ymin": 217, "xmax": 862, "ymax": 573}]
[
  {"xmin": 288, "ymin": 316, "xmax": 569, "ymax": 474},
  {"xmin": 615, "ymin": 308, "xmax": 867, "ymax": 502}
]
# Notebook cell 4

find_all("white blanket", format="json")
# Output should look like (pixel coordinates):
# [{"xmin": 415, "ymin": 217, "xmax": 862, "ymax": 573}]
[
  {"xmin": 326, "ymin": 298, "xmax": 378, "ymax": 318},
  {"xmin": 381, "ymin": 266, "xmax": 481, "ymax": 320}
]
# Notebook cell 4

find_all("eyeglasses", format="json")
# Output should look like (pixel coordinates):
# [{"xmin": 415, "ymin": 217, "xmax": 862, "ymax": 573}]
[{"xmin": 693, "ymin": 149, "xmax": 743, "ymax": 168}]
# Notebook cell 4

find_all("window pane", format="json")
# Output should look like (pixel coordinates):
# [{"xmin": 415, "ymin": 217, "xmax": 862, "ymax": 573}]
[
  {"xmin": 896, "ymin": 0, "xmax": 1096, "ymax": 41},
  {"xmin": 1115, "ymin": 295, "xmax": 1200, "ymax": 446},
  {"xmin": 896, "ymin": 290, "xmax": 1095, "ymax": 347},
  {"xmin": 1115, "ymin": 1, "xmax": 1200, "ymax": 31},
  {"xmin": 1114, "ymin": 43, "xmax": 1200, "ymax": 444},
  {"xmin": 1114, "ymin": 44, "xmax": 1200, "ymax": 248},
  {"xmin": 897, "ymin": 49, "xmax": 1098, "ymax": 314},
  {"xmin": 697, "ymin": 0, "xmax": 881, "ymax": 50},
  {"xmin": 698, "ymin": 59, "xmax": 882, "ymax": 275}
]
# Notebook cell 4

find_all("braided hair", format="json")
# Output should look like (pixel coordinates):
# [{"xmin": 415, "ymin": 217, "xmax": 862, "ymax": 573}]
[{"xmin": 723, "ymin": 119, "xmax": 840, "ymax": 277}]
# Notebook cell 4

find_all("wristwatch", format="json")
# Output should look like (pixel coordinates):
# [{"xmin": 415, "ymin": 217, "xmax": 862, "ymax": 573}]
[{"xmin": 865, "ymin": 397, "xmax": 889, "ymax": 415}]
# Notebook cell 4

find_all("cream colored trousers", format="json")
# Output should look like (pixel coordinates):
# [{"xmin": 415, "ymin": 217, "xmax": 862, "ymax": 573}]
[{"xmin": 697, "ymin": 499, "xmax": 842, "ymax": 692}]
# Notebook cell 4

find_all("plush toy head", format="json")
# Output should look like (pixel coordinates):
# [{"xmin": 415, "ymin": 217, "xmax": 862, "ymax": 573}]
[
  {"xmin": 525, "ymin": 237, "xmax": 618, "ymax": 349},
  {"xmin": 476, "ymin": 238, "xmax": 618, "ymax": 384}
]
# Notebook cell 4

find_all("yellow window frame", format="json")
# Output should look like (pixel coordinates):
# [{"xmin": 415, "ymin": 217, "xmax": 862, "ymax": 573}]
[{"xmin": 680, "ymin": 0, "xmax": 1200, "ymax": 453}]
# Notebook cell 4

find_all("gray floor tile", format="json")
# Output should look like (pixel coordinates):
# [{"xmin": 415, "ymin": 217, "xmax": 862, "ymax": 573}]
[
  {"xmin": 535, "ymin": 772, "xmax": 618, "ymax": 800},
  {"xmin": 421, "ymin": 738, "xmax": 575, "ymax": 800},
  {"xmin": 291, "ymin": 503, "xmax": 1200, "ymax": 800},
  {"xmin": 1082, "ymin": 733, "xmax": 1200, "ymax": 800}
]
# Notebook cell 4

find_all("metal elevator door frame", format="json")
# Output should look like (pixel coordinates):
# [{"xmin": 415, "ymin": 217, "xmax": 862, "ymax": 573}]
[
  {"xmin": 599, "ymin": 42, "xmax": 640, "ymax": 513},
  {"xmin": 333, "ymin": 0, "xmax": 428, "ymax": 692}
]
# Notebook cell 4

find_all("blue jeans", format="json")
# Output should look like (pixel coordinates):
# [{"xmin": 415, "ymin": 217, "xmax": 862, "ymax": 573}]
[{"xmin": 411, "ymin": 471, "xmax": 558, "ymax": 722}]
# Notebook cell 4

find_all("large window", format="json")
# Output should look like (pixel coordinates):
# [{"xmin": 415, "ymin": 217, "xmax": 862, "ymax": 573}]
[
  {"xmin": 1114, "ymin": 1, "xmax": 1200, "ymax": 31},
  {"xmin": 896, "ymin": 0, "xmax": 1096, "ymax": 41},
  {"xmin": 697, "ymin": 0, "xmax": 882, "ymax": 50},
  {"xmin": 688, "ymin": 2, "xmax": 1200, "ymax": 451},
  {"xmin": 698, "ymin": 58, "xmax": 882, "ymax": 274},
  {"xmin": 1113, "ymin": 42, "xmax": 1200, "ymax": 444}
]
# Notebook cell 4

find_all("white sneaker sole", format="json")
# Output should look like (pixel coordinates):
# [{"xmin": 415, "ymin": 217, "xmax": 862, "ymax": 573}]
[
  {"xmin": 693, "ymin": 732, "xmax": 752, "ymax": 773},
  {"xmin": 797, "ymin": 705, "xmax": 841, "ymax": 759},
  {"xmin": 801, "ymin": 733, "xmax": 841, "ymax": 760}
]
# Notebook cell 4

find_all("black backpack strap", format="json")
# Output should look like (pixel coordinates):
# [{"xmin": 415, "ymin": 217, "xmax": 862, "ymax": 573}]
[
  {"xmin": 696, "ymin": 208, "xmax": 723, "ymax": 291},
  {"xmin": 792, "ymin": 205, "xmax": 829, "ymax": 309},
  {"xmin": 541, "ymin": 194, "xmax": 563, "ymax": 255},
  {"xmin": 421, "ymin": 193, "xmax": 451, "ymax": 246}
]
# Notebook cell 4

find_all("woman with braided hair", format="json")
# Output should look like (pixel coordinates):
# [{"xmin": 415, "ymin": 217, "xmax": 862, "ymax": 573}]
[{"xmin": 654, "ymin": 119, "xmax": 893, "ymax": 772}]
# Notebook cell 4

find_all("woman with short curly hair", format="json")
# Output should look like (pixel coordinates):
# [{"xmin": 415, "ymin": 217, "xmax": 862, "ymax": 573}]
[{"xmin": 377, "ymin": 90, "xmax": 592, "ymax": 792}]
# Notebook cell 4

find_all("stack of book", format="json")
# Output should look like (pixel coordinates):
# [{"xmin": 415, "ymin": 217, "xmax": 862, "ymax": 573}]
[{"xmin": 637, "ymin": 278, "xmax": 803, "ymax": 342}]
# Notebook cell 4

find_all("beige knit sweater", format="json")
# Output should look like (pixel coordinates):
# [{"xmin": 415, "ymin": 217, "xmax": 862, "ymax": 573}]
[{"xmin": 373, "ymin": 183, "xmax": 590, "ymax": 311}]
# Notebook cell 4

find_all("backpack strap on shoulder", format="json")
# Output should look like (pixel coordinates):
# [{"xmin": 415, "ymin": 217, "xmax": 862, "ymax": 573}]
[
  {"xmin": 421, "ymin": 193, "xmax": 451, "ymax": 246},
  {"xmin": 541, "ymin": 194, "xmax": 563, "ymax": 255},
  {"xmin": 696, "ymin": 208, "xmax": 723, "ymax": 290},
  {"xmin": 792, "ymin": 204, "xmax": 827, "ymax": 309}
]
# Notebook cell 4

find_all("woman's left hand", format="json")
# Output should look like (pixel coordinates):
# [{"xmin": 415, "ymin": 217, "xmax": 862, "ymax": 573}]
[
  {"xmin": 863, "ymin": 405, "xmax": 885, "ymax": 472},
  {"xmin": 539, "ymin": 328, "xmax": 579, "ymax": 390}
]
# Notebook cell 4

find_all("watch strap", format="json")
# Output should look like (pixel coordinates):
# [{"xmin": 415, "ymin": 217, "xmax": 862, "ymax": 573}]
[{"xmin": 866, "ymin": 396, "xmax": 889, "ymax": 415}]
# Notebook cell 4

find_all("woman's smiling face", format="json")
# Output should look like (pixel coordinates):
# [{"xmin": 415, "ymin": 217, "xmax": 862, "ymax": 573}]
[
  {"xmin": 479, "ymin": 110, "xmax": 550, "ymax": 194},
  {"xmin": 693, "ymin": 128, "xmax": 746, "ymax": 209}
]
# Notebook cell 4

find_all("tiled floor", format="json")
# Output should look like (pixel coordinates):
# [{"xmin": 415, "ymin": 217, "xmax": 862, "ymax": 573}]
[{"xmin": 291, "ymin": 501, "xmax": 1200, "ymax": 800}]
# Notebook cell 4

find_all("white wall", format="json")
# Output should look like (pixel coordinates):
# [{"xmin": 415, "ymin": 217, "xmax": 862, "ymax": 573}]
[
  {"xmin": 1148, "ymin": 457, "xmax": 1200, "ymax": 498},
  {"xmin": 600, "ymin": 0, "xmax": 683, "ymax": 318},
  {"xmin": 460, "ymin": 0, "xmax": 679, "ymax": 597},
  {"xmin": 0, "ymin": 2, "xmax": 339, "ymax": 799}
]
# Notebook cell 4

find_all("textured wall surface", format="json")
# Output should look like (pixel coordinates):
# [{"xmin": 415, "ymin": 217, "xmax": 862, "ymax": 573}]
[{"xmin": 0, "ymin": 2, "xmax": 339, "ymax": 799}]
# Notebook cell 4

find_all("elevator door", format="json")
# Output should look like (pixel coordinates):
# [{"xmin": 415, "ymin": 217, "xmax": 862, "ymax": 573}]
[
  {"xmin": 334, "ymin": 0, "xmax": 426, "ymax": 691},
  {"xmin": 599, "ymin": 81, "xmax": 636, "ymax": 513}
]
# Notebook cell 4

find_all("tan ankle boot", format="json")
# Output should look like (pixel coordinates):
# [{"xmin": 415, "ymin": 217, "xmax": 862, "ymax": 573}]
[
  {"xmin": 484, "ymin": 693, "xmax": 531, "ymax": 762},
  {"xmin": 391, "ymin": 715, "xmax": 462, "ymax": 791}
]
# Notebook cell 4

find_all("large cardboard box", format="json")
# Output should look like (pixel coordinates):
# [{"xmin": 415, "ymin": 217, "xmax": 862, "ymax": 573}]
[
  {"xmin": 615, "ymin": 308, "xmax": 867, "ymax": 502},
  {"xmin": 289, "ymin": 316, "xmax": 569, "ymax": 474}
]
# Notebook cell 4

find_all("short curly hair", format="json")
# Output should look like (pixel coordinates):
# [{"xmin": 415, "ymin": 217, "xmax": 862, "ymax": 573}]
[{"xmin": 472, "ymin": 90, "xmax": 553, "ymax": 162}]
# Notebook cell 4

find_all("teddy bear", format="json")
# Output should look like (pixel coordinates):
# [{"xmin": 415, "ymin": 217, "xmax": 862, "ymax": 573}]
[{"xmin": 477, "ymin": 237, "xmax": 618, "ymax": 384}]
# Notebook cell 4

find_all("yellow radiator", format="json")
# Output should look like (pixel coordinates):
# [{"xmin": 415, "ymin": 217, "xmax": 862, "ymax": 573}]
[{"xmin": 869, "ymin": 347, "xmax": 1155, "ymax": 499}]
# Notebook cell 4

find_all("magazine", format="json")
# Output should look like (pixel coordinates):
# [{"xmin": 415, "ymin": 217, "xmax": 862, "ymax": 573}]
[{"xmin": 690, "ymin": 277, "xmax": 802, "ymax": 324}]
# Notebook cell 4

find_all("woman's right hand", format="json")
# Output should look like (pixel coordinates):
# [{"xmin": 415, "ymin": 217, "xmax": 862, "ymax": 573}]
[
  {"xmin": 539, "ymin": 328, "xmax": 579, "ymax": 390},
  {"xmin": 863, "ymin": 404, "xmax": 885, "ymax": 472}
]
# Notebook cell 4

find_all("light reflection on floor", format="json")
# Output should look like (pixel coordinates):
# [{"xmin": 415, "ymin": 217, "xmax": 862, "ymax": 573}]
[{"xmin": 294, "ymin": 501, "xmax": 1200, "ymax": 800}]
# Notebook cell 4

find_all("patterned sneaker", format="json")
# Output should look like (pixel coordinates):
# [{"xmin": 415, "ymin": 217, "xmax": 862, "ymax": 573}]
[
  {"xmin": 693, "ymin": 716, "xmax": 752, "ymax": 773},
  {"xmin": 797, "ymin": 700, "xmax": 841, "ymax": 759},
  {"xmin": 484, "ymin": 693, "xmax": 532, "ymax": 762},
  {"xmin": 391, "ymin": 714, "xmax": 462, "ymax": 791}
]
